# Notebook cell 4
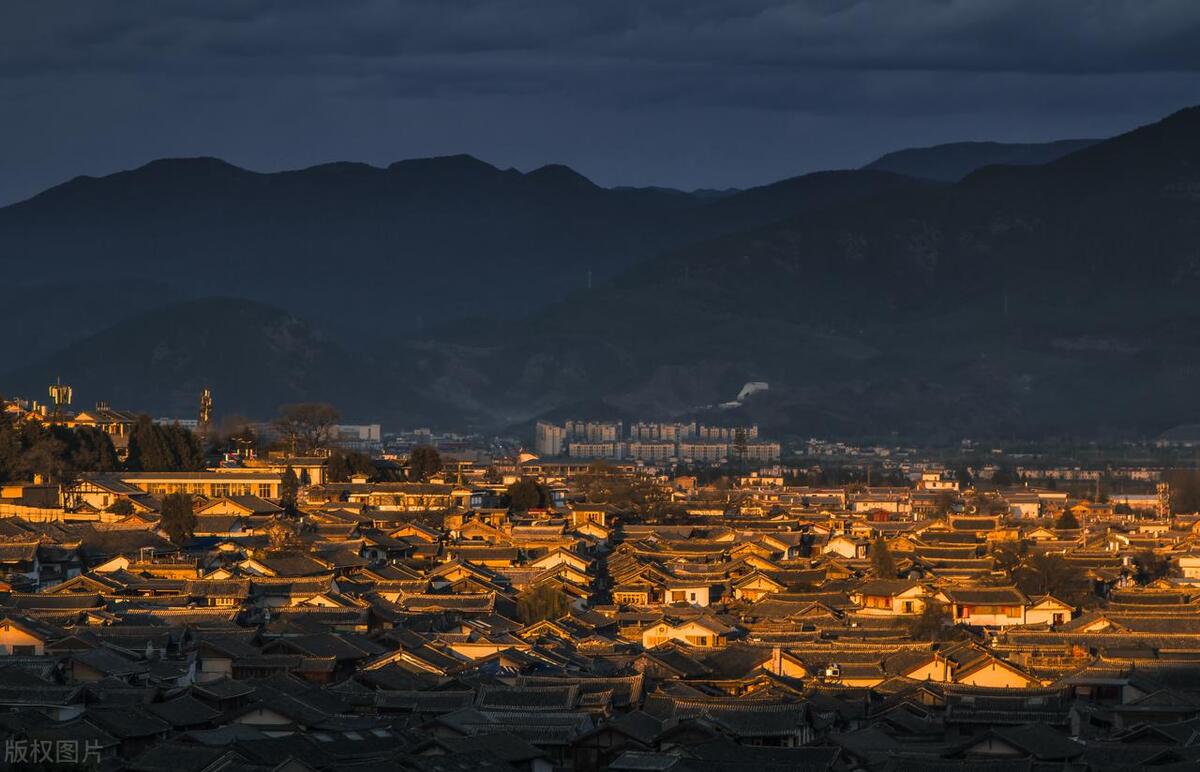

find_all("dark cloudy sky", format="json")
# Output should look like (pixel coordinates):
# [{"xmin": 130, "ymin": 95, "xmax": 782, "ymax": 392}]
[{"xmin": 3, "ymin": 1, "xmax": 1200, "ymax": 205}]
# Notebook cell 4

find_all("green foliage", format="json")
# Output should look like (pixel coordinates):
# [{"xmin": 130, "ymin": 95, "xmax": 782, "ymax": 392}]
[
  {"xmin": 0, "ymin": 417, "xmax": 119, "ymax": 483},
  {"xmin": 870, "ymin": 537, "xmax": 897, "ymax": 578},
  {"xmin": 507, "ymin": 478, "xmax": 549, "ymax": 511},
  {"xmin": 408, "ymin": 445, "xmax": 442, "ymax": 482},
  {"xmin": 933, "ymin": 491, "xmax": 957, "ymax": 517},
  {"xmin": 1167, "ymin": 469, "xmax": 1200, "ymax": 514},
  {"xmin": 578, "ymin": 462, "xmax": 670, "ymax": 517},
  {"xmin": 908, "ymin": 601, "xmax": 955, "ymax": 641},
  {"xmin": 1055, "ymin": 509, "xmax": 1080, "ymax": 529},
  {"xmin": 1013, "ymin": 551, "xmax": 1092, "ymax": 606},
  {"xmin": 1132, "ymin": 550, "xmax": 1170, "ymax": 585},
  {"xmin": 209, "ymin": 418, "xmax": 258, "ymax": 457},
  {"xmin": 280, "ymin": 466, "xmax": 300, "ymax": 514},
  {"xmin": 160, "ymin": 492, "xmax": 196, "ymax": 545},
  {"xmin": 991, "ymin": 539, "xmax": 1029, "ymax": 574},
  {"xmin": 327, "ymin": 450, "xmax": 377, "ymax": 483},
  {"xmin": 991, "ymin": 464, "xmax": 1017, "ymax": 487},
  {"xmin": 126, "ymin": 417, "xmax": 202, "ymax": 472},
  {"xmin": 516, "ymin": 583, "xmax": 571, "ymax": 624}
]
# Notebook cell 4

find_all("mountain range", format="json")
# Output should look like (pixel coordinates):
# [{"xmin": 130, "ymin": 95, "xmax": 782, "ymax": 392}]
[
  {"xmin": 863, "ymin": 138, "xmax": 1101, "ymax": 181},
  {"xmin": 4, "ymin": 112, "xmax": 1200, "ymax": 441}
]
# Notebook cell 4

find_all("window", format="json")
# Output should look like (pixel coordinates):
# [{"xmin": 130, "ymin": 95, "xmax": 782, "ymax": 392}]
[
  {"xmin": 258, "ymin": 484, "xmax": 272, "ymax": 498},
  {"xmin": 689, "ymin": 592, "xmax": 697, "ymax": 601},
  {"xmin": 903, "ymin": 601, "xmax": 915, "ymax": 613},
  {"xmin": 11, "ymin": 645, "xmax": 36, "ymax": 656}
]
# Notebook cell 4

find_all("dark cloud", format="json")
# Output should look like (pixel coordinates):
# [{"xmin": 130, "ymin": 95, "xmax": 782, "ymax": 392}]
[{"xmin": 1, "ymin": 1, "xmax": 1200, "ymax": 203}]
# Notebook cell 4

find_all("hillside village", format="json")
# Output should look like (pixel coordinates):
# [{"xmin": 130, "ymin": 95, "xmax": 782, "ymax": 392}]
[{"xmin": 1, "ymin": 405, "xmax": 1200, "ymax": 770}]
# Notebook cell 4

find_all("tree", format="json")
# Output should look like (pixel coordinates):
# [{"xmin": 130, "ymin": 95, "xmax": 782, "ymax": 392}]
[
  {"xmin": 1132, "ymin": 550, "xmax": 1170, "ymax": 585},
  {"xmin": 992, "ymin": 539, "xmax": 1029, "ymax": 575},
  {"xmin": 1168, "ymin": 469, "xmax": 1200, "ymax": 514},
  {"xmin": 933, "ymin": 491, "xmax": 957, "ymax": 517},
  {"xmin": 1014, "ymin": 552, "xmax": 1076, "ymax": 598},
  {"xmin": 266, "ymin": 518, "xmax": 302, "ymax": 553},
  {"xmin": 107, "ymin": 498, "xmax": 134, "ymax": 516},
  {"xmin": 408, "ymin": 445, "xmax": 442, "ymax": 482},
  {"xmin": 516, "ymin": 583, "xmax": 570, "ymax": 624},
  {"xmin": 160, "ymin": 492, "xmax": 196, "ymax": 545},
  {"xmin": 908, "ymin": 601, "xmax": 954, "ymax": 641},
  {"xmin": 19, "ymin": 429, "xmax": 71, "ymax": 482},
  {"xmin": 732, "ymin": 428, "xmax": 748, "ymax": 470},
  {"xmin": 0, "ymin": 419, "xmax": 119, "ymax": 483},
  {"xmin": 1055, "ymin": 509, "xmax": 1080, "ymax": 530},
  {"xmin": 326, "ymin": 450, "xmax": 377, "ymax": 483},
  {"xmin": 126, "ymin": 417, "xmax": 203, "ymax": 472},
  {"xmin": 273, "ymin": 403, "xmax": 340, "ymax": 455},
  {"xmin": 991, "ymin": 464, "xmax": 1017, "ymax": 487},
  {"xmin": 870, "ymin": 537, "xmax": 897, "ymax": 578},
  {"xmin": 508, "ymin": 478, "xmax": 548, "ymax": 511},
  {"xmin": 280, "ymin": 466, "xmax": 300, "ymax": 514}
]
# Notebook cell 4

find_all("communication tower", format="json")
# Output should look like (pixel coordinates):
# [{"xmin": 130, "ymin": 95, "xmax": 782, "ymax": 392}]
[{"xmin": 47, "ymin": 378, "xmax": 72, "ymax": 422}]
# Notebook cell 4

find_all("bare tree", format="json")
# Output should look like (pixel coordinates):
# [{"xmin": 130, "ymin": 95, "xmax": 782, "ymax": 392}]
[{"xmin": 273, "ymin": 403, "xmax": 340, "ymax": 455}]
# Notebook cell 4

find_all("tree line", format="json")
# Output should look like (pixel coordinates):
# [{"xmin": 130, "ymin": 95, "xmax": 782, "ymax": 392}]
[{"xmin": 0, "ymin": 413, "xmax": 202, "ymax": 483}]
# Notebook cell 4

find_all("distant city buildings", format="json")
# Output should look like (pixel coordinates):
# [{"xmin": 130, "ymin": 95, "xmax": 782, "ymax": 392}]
[{"xmin": 535, "ymin": 419, "xmax": 780, "ymax": 463}]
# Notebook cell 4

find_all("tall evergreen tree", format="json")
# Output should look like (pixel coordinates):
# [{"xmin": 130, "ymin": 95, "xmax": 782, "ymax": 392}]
[
  {"xmin": 408, "ymin": 445, "xmax": 442, "ymax": 482},
  {"xmin": 160, "ymin": 492, "xmax": 196, "ymax": 545},
  {"xmin": 280, "ymin": 466, "xmax": 300, "ymax": 515},
  {"xmin": 516, "ymin": 583, "xmax": 570, "ymax": 624},
  {"xmin": 870, "ymin": 537, "xmax": 898, "ymax": 578}
]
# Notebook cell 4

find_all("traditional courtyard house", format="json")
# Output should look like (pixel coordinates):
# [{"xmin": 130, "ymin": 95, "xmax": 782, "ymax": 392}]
[
  {"xmin": 663, "ymin": 581, "xmax": 712, "ymax": 607},
  {"xmin": 184, "ymin": 578, "xmax": 251, "ymax": 607},
  {"xmin": 1024, "ymin": 595, "xmax": 1075, "ymax": 626},
  {"xmin": 65, "ymin": 475, "xmax": 159, "ymax": 518},
  {"xmin": 1025, "ymin": 526, "xmax": 1060, "ymax": 543},
  {"xmin": 195, "ymin": 495, "xmax": 283, "ymax": 518},
  {"xmin": 612, "ymin": 580, "xmax": 655, "ymax": 607},
  {"xmin": 445, "ymin": 544, "xmax": 519, "ymax": 568},
  {"xmin": 822, "ymin": 535, "xmax": 867, "ymax": 560},
  {"xmin": 238, "ymin": 553, "xmax": 332, "ymax": 577},
  {"xmin": 389, "ymin": 521, "xmax": 441, "ymax": 544},
  {"xmin": 733, "ymin": 571, "xmax": 787, "ymax": 602},
  {"xmin": 1177, "ymin": 553, "xmax": 1200, "ymax": 579},
  {"xmin": 850, "ymin": 579, "xmax": 927, "ymax": 616},
  {"xmin": 951, "ymin": 722, "xmax": 1083, "ymax": 761},
  {"xmin": 0, "ymin": 541, "xmax": 41, "ymax": 587},
  {"xmin": 1007, "ymin": 492, "xmax": 1043, "ymax": 519},
  {"xmin": 0, "ymin": 614, "xmax": 62, "ymax": 655},
  {"xmin": 949, "ymin": 653, "xmax": 1042, "ymax": 688},
  {"xmin": 641, "ymin": 615, "xmax": 734, "ymax": 648},
  {"xmin": 191, "ymin": 515, "xmax": 248, "ymax": 539},
  {"xmin": 35, "ymin": 541, "xmax": 83, "ymax": 586},
  {"xmin": 569, "ymin": 505, "xmax": 613, "ymax": 529},
  {"xmin": 939, "ymin": 586, "xmax": 1029, "ymax": 627}
]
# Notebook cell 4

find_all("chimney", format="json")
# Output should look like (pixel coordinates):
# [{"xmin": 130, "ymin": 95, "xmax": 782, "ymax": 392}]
[{"xmin": 769, "ymin": 645, "xmax": 783, "ymax": 676}]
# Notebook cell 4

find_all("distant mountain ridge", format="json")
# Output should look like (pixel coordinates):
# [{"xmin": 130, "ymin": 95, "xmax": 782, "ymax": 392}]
[
  {"xmin": 0, "ymin": 153, "xmax": 920, "ymax": 351},
  {"xmin": 0, "ymin": 155, "xmax": 925, "ymax": 422},
  {"xmin": 864, "ymin": 138, "xmax": 1101, "ymax": 181},
  {"xmin": 407, "ymin": 106, "xmax": 1200, "ymax": 439},
  {"xmin": 12, "ymin": 109, "xmax": 1200, "ymax": 439}
]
